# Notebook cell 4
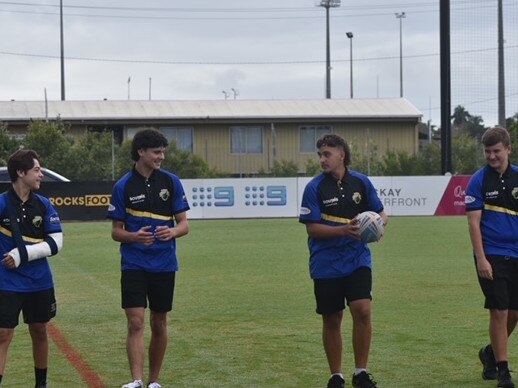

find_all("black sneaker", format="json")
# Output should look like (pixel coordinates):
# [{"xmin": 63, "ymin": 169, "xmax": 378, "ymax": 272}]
[
  {"xmin": 327, "ymin": 374, "xmax": 345, "ymax": 388},
  {"xmin": 479, "ymin": 345, "xmax": 497, "ymax": 380},
  {"xmin": 497, "ymin": 369, "xmax": 515, "ymax": 388},
  {"xmin": 352, "ymin": 371, "xmax": 377, "ymax": 388}
]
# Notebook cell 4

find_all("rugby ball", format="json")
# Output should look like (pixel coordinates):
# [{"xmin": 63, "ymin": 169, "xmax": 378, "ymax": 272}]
[{"xmin": 356, "ymin": 211, "xmax": 384, "ymax": 243}]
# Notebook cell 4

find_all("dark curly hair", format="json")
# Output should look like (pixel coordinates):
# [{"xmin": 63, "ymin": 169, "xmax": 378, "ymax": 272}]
[
  {"xmin": 316, "ymin": 133, "xmax": 351, "ymax": 166},
  {"xmin": 131, "ymin": 129, "xmax": 168, "ymax": 161}
]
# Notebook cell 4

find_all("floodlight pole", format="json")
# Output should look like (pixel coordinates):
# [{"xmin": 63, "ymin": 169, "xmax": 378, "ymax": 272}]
[
  {"xmin": 395, "ymin": 12, "xmax": 406, "ymax": 98},
  {"xmin": 60, "ymin": 0, "xmax": 65, "ymax": 100},
  {"xmin": 440, "ymin": 0, "xmax": 452, "ymax": 174},
  {"xmin": 346, "ymin": 32, "xmax": 353, "ymax": 98},
  {"xmin": 319, "ymin": 0, "xmax": 341, "ymax": 99},
  {"xmin": 497, "ymin": 0, "xmax": 505, "ymax": 127}
]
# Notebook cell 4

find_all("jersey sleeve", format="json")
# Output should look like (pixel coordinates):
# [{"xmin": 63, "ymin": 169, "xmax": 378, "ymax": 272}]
[
  {"xmin": 465, "ymin": 169, "xmax": 485, "ymax": 212},
  {"xmin": 41, "ymin": 196, "xmax": 63, "ymax": 234},
  {"xmin": 364, "ymin": 176, "xmax": 384, "ymax": 213},
  {"xmin": 171, "ymin": 175, "xmax": 190, "ymax": 214},
  {"xmin": 299, "ymin": 180, "xmax": 322, "ymax": 224},
  {"xmin": 107, "ymin": 179, "xmax": 127, "ymax": 221}
]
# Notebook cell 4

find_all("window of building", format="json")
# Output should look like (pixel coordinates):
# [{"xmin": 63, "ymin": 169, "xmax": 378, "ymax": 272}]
[
  {"xmin": 299, "ymin": 125, "xmax": 333, "ymax": 153},
  {"xmin": 160, "ymin": 127, "xmax": 193, "ymax": 152},
  {"xmin": 230, "ymin": 126, "xmax": 263, "ymax": 154},
  {"xmin": 125, "ymin": 126, "xmax": 193, "ymax": 152}
]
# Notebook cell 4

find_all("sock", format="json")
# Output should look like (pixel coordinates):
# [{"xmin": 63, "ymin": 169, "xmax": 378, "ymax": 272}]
[
  {"xmin": 331, "ymin": 373, "xmax": 344, "ymax": 379},
  {"xmin": 34, "ymin": 367, "xmax": 47, "ymax": 387},
  {"xmin": 486, "ymin": 344, "xmax": 495, "ymax": 359},
  {"xmin": 355, "ymin": 368, "xmax": 367, "ymax": 375},
  {"xmin": 497, "ymin": 361, "xmax": 509, "ymax": 372}
]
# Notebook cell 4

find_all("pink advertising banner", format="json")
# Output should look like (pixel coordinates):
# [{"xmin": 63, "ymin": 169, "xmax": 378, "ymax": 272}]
[{"xmin": 434, "ymin": 175, "xmax": 472, "ymax": 216}]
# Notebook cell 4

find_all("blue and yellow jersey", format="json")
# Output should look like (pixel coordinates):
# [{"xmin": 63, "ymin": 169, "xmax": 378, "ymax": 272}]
[
  {"xmin": 466, "ymin": 164, "xmax": 518, "ymax": 258},
  {"xmin": 299, "ymin": 170, "xmax": 383, "ymax": 280},
  {"xmin": 0, "ymin": 189, "xmax": 62, "ymax": 292},
  {"xmin": 107, "ymin": 168, "xmax": 190, "ymax": 272}
]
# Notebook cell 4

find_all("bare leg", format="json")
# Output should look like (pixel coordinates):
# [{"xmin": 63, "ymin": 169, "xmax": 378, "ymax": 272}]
[
  {"xmin": 322, "ymin": 311, "xmax": 343, "ymax": 374},
  {"xmin": 125, "ymin": 307, "xmax": 146, "ymax": 381},
  {"xmin": 349, "ymin": 299, "xmax": 372, "ymax": 369},
  {"xmin": 28, "ymin": 323, "xmax": 48, "ymax": 369},
  {"xmin": 490, "ymin": 309, "xmax": 509, "ymax": 362},
  {"xmin": 0, "ymin": 328, "xmax": 14, "ymax": 376},
  {"xmin": 148, "ymin": 311, "xmax": 168, "ymax": 383}
]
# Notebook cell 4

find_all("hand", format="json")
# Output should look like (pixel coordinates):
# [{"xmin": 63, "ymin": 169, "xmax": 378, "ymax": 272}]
[
  {"xmin": 136, "ymin": 226, "xmax": 156, "ymax": 246},
  {"xmin": 1, "ymin": 253, "xmax": 16, "ymax": 269},
  {"xmin": 344, "ymin": 217, "xmax": 361, "ymax": 240},
  {"xmin": 476, "ymin": 257, "xmax": 493, "ymax": 280},
  {"xmin": 154, "ymin": 225, "xmax": 173, "ymax": 241}
]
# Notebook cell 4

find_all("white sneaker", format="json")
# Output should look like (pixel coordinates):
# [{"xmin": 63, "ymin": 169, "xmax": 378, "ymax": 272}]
[
  {"xmin": 121, "ymin": 380, "xmax": 143, "ymax": 388},
  {"xmin": 148, "ymin": 383, "xmax": 162, "ymax": 388}
]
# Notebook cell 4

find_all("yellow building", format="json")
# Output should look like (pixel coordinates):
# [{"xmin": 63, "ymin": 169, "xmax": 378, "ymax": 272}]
[{"xmin": 0, "ymin": 98, "xmax": 422, "ymax": 176}]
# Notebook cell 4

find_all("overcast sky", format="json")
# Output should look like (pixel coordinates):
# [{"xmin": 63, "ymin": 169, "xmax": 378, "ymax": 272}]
[{"xmin": 0, "ymin": 0, "xmax": 516, "ymax": 127}]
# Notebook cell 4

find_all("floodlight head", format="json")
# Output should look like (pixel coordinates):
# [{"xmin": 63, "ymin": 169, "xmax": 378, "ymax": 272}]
[
  {"xmin": 319, "ymin": 0, "xmax": 341, "ymax": 7},
  {"xmin": 346, "ymin": 32, "xmax": 353, "ymax": 38}
]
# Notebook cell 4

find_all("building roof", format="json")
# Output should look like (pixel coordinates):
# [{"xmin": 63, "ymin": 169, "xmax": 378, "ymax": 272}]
[{"xmin": 0, "ymin": 98, "xmax": 422, "ymax": 123}]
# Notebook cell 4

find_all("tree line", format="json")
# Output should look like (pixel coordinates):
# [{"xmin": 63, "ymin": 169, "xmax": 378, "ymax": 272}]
[{"xmin": 0, "ymin": 107, "xmax": 517, "ymax": 181}]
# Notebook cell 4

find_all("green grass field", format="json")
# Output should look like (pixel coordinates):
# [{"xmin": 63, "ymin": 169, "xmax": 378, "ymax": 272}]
[{"xmin": 3, "ymin": 217, "xmax": 509, "ymax": 387}]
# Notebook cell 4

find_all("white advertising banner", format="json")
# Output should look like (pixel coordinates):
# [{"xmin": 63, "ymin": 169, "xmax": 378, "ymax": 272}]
[
  {"xmin": 183, "ymin": 178, "xmax": 298, "ymax": 219},
  {"xmin": 370, "ymin": 176, "xmax": 451, "ymax": 216},
  {"xmin": 185, "ymin": 175, "xmax": 454, "ymax": 219}
]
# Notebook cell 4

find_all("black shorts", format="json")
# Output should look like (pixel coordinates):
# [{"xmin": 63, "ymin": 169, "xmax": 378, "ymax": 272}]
[
  {"xmin": 477, "ymin": 255, "xmax": 518, "ymax": 310},
  {"xmin": 313, "ymin": 267, "xmax": 372, "ymax": 315},
  {"xmin": 0, "ymin": 289, "xmax": 57, "ymax": 329},
  {"xmin": 121, "ymin": 270, "xmax": 176, "ymax": 313}
]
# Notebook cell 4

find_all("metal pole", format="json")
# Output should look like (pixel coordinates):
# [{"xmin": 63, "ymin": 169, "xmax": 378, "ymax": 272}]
[
  {"xmin": 497, "ymin": 0, "xmax": 506, "ymax": 127},
  {"xmin": 318, "ymin": 1, "xmax": 341, "ymax": 99},
  {"xmin": 346, "ymin": 32, "xmax": 353, "ymax": 98},
  {"xmin": 325, "ymin": 5, "xmax": 331, "ymax": 99},
  {"xmin": 395, "ymin": 12, "xmax": 406, "ymax": 98},
  {"xmin": 440, "ymin": 0, "xmax": 452, "ymax": 174},
  {"xmin": 60, "ymin": 0, "xmax": 65, "ymax": 101}
]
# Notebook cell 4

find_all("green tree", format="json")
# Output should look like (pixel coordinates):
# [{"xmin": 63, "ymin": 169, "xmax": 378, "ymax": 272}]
[
  {"xmin": 349, "ymin": 141, "xmax": 383, "ymax": 176},
  {"xmin": 416, "ymin": 142, "xmax": 441, "ymax": 175},
  {"xmin": 451, "ymin": 105, "xmax": 485, "ymax": 140},
  {"xmin": 269, "ymin": 159, "xmax": 299, "ymax": 177},
  {"xmin": 0, "ymin": 122, "xmax": 22, "ymax": 166},
  {"xmin": 304, "ymin": 158, "xmax": 321, "ymax": 177},
  {"xmin": 24, "ymin": 119, "xmax": 76, "ymax": 176},
  {"xmin": 162, "ymin": 141, "xmax": 221, "ymax": 178},
  {"xmin": 379, "ymin": 150, "xmax": 422, "ymax": 176},
  {"xmin": 451, "ymin": 133, "xmax": 484, "ymax": 174},
  {"xmin": 114, "ymin": 140, "xmax": 133, "ymax": 180},
  {"xmin": 71, "ymin": 131, "xmax": 117, "ymax": 181}
]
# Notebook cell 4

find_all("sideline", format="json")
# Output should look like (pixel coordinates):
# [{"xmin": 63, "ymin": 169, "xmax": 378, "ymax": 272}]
[{"xmin": 47, "ymin": 322, "xmax": 106, "ymax": 387}]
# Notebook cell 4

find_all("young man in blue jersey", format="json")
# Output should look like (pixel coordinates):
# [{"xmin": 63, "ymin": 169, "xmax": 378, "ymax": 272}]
[
  {"xmin": 466, "ymin": 126, "xmax": 518, "ymax": 388},
  {"xmin": 299, "ymin": 133, "xmax": 387, "ymax": 388},
  {"xmin": 0, "ymin": 149, "xmax": 63, "ymax": 388},
  {"xmin": 107, "ymin": 129, "xmax": 190, "ymax": 388}
]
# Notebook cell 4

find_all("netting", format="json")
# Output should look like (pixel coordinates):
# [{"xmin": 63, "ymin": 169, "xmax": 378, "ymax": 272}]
[{"xmin": 451, "ymin": 0, "xmax": 518, "ymax": 127}]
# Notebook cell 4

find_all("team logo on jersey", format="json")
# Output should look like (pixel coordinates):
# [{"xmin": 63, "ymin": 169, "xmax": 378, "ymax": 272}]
[
  {"xmin": 352, "ymin": 192, "xmax": 362, "ymax": 204},
  {"xmin": 485, "ymin": 190, "xmax": 499, "ymax": 199},
  {"xmin": 513, "ymin": 188, "xmax": 518, "ymax": 199},
  {"xmin": 300, "ymin": 206, "xmax": 311, "ymax": 215},
  {"xmin": 32, "ymin": 216, "xmax": 43, "ymax": 228},
  {"xmin": 322, "ymin": 197, "xmax": 338, "ymax": 207},
  {"xmin": 464, "ymin": 195, "xmax": 476, "ymax": 204},
  {"xmin": 159, "ymin": 189, "xmax": 170, "ymax": 201}
]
